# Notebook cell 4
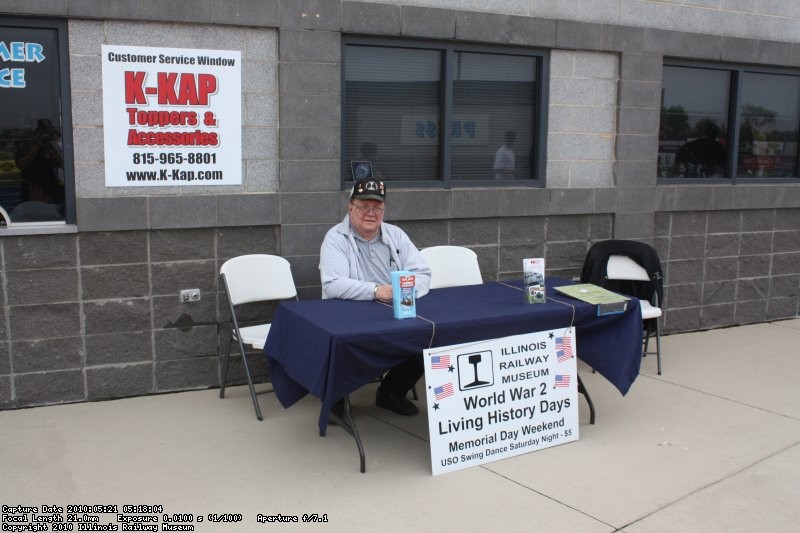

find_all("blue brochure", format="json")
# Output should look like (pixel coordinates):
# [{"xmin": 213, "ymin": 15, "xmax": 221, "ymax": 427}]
[{"xmin": 391, "ymin": 270, "xmax": 417, "ymax": 319}]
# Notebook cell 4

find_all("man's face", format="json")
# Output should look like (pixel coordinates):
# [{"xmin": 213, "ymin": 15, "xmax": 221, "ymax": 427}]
[{"xmin": 348, "ymin": 199, "xmax": 385, "ymax": 239}]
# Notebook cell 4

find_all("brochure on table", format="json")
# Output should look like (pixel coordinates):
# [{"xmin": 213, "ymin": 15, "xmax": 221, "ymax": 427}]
[
  {"xmin": 424, "ymin": 328, "xmax": 578, "ymax": 476},
  {"xmin": 553, "ymin": 283, "xmax": 630, "ymax": 316}
]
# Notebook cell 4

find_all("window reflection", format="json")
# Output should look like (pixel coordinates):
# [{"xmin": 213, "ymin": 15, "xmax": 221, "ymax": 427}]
[
  {"xmin": 452, "ymin": 52, "xmax": 535, "ymax": 180},
  {"xmin": 12, "ymin": 118, "xmax": 64, "ymax": 221},
  {"xmin": 342, "ymin": 40, "xmax": 542, "ymax": 184},
  {"xmin": 344, "ymin": 45, "xmax": 442, "ymax": 181},
  {"xmin": 659, "ymin": 66, "xmax": 730, "ymax": 178},
  {"xmin": 660, "ymin": 63, "xmax": 800, "ymax": 181},
  {"xmin": 0, "ymin": 22, "xmax": 67, "ymax": 224},
  {"xmin": 736, "ymin": 73, "xmax": 800, "ymax": 178}
]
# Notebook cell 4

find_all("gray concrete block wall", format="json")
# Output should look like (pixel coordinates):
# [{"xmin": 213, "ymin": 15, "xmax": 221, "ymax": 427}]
[
  {"xmin": 395, "ymin": 213, "xmax": 613, "ymax": 284},
  {"xmin": 278, "ymin": 10, "xmax": 343, "ymax": 288},
  {"xmin": 547, "ymin": 51, "xmax": 617, "ymax": 189},
  {"xmin": 656, "ymin": 208, "xmax": 800, "ymax": 333},
  {"xmin": 0, "ymin": 227, "xmax": 287, "ymax": 409},
  {"xmin": 364, "ymin": 0, "xmax": 800, "ymax": 43},
  {"xmin": 1, "ymin": 219, "xmax": 798, "ymax": 411}
]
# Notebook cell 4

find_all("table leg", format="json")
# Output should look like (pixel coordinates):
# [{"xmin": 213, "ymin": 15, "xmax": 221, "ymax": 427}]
[
  {"xmin": 577, "ymin": 374, "xmax": 596, "ymax": 425},
  {"xmin": 327, "ymin": 394, "xmax": 366, "ymax": 473}
]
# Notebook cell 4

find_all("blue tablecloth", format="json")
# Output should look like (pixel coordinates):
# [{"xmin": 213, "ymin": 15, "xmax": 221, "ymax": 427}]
[{"xmin": 264, "ymin": 277, "xmax": 643, "ymax": 435}]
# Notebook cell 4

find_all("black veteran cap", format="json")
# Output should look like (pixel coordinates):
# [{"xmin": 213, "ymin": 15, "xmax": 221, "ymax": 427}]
[{"xmin": 351, "ymin": 178, "xmax": 386, "ymax": 202}]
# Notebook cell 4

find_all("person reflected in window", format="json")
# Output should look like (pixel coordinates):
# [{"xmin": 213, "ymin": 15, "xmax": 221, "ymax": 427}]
[
  {"xmin": 493, "ymin": 131, "xmax": 516, "ymax": 179},
  {"xmin": 15, "ymin": 118, "xmax": 65, "ymax": 207},
  {"xmin": 674, "ymin": 123, "xmax": 727, "ymax": 178},
  {"xmin": 8, "ymin": 176, "xmax": 63, "ymax": 222},
  {"xmin": 319, "ymin": 177, "xmax": 431, "ymax": 416}
]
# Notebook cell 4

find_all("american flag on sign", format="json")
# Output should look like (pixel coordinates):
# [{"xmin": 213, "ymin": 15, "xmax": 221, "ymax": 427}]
[
  {"xmin": 430, "ymin": 355, "xmax": 451, "ymax": 369},
  {"xmin": 434, "ymin": 383, "xmax": 454, "ymax": 400},
  {"xmin": 554, "ymin": 375, "xmax": 570, "ymax": 388},
  {"xmin": 556, "ymin": 336, "xmax": 573, "ymax": 362}
]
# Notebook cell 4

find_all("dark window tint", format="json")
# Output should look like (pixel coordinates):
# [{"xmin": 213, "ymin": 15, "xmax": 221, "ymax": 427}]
[
  {"xmin": 659, "ymin": 66, "xmax": 730, "ymax": 178},
  {"xmin": 736, "ymin": 72, "xmax": 800, "ymax": 178},
  {"xmin": 344, "ymin": 45, "xmax": 441, "ymax": 181},
  {"xmin": 1, "ymin": 19, "xmax": 72, "ymax": 224},
  {"xmin": 660, "ymin": 62, "xmax": 800, "ymax": 182},
  {"xmin": 452, "ymin": 52, "xmax": 535, "ymax": 181},
  {"xmin": 342, "ymin": 39, "xmax": 545, "ymax": 187}
]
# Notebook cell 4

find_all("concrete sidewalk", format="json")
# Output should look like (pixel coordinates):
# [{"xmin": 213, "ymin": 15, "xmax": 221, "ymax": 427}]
[{"xmin": 2, "ymin": 319, "xmax": 799, "ymax": 532}]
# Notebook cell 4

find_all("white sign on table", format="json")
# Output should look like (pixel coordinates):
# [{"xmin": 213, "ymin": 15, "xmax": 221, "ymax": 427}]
[
  {"xmin": 424, "ymin": 328, "xmax": 578, "ymax": 475},
  {"xmin": 101, "ymin": 45, "xmax": 242, "ymax": 187}
]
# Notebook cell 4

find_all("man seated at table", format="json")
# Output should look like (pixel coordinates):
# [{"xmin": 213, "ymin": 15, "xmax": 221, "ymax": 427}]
[{"xmin": 320, "ymin": 177, "xmax": 431, "ymax": 416}]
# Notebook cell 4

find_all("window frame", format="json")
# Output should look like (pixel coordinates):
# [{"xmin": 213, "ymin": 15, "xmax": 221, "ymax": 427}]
[
  {"xmin": 341, "ymin": 36, "xmax": 549, "ymax": 190},
  {"xmin": 0, "ymin": 16, "xmax": 75, "ymax": 226},
  {"xmin": 659, "ymin": 58, "xmax": 800, "ymax": 185}
]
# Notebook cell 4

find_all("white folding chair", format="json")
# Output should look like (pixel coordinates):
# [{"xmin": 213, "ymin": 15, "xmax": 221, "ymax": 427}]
[
  {"xmin": 220, "ymin": 254, "xmax": 298, "ymax": 420},
  {"xmin": 606, "ymin": 254, "xmax": 664, "ymax": 375},
  {"xmin": 420, "ymin": 245, "xmax": 483, "ymax": 289}
]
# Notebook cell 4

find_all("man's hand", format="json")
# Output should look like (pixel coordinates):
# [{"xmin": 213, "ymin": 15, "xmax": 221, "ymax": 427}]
[{"xmin": 375, "ymin": 284, "xmax": 392, "ymax": 302}]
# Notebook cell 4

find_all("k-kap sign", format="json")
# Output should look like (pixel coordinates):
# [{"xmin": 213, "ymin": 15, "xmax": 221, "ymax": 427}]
[
  {"xmin": 424, "ymin": 328, "xmax": 578, "ymax": 475},
  {"xmin": 101, "ymin": 45, "xmax": 242, "ymax": 187}
]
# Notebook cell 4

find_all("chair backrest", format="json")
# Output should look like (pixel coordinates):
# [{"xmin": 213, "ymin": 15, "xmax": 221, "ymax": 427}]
[
  {"xmin": 420, "ymin": 246, "xmax": 482, "ymax": 289},
  {"xmin": 220, "ymin": 254, "xmax": 297, "ymax": 306},
  {"xmin": 606, "ymin": 254, "xmax": 650, "ymax": 281},
  {"xmin": 581, "ymin": 239, "xmax": 664, "ymax": 306}
]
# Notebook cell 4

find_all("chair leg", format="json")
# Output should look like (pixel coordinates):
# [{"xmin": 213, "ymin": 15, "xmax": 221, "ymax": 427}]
[
  {"xmin": 219, "ymin": 333, "xmax": 233, "ymax": 399},
  {"xmin": 642, "ymin": 319, "xmax": 663, "ymax": 375},
  {"xmin": 238, "ymin": 341, "xmax": 263, "ymax": 421},
  {"xmin": 654, "ymin": 318, "xmax": 662, "ymax": 376}
]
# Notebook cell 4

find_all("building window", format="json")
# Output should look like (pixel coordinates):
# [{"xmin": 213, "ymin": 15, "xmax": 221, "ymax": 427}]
[
  {"xmin": 342, "ymin": 38, "xmax": 547, "ymax": 187},
  {"xmin": 0, "ymin": 17, "xmax": 73, "ymax": 225},
  {"xmin": 659, "ymin": 61, "xmax": 800, "ymax": 182},
  {"xmin": 737, "ymin": 72, "xmax": 799, "ymax": 179}
]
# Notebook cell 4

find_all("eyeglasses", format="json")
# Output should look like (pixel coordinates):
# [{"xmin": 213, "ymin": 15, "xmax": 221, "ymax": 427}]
[{"xmin": 352, "ymin": 204, "xmax": 385, "ymax": 215}]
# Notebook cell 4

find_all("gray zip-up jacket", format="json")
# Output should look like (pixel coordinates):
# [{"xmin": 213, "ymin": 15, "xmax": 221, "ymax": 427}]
[{"xmin": 320, "ymin": 214, "xmax": 431, "ymax": 300}]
